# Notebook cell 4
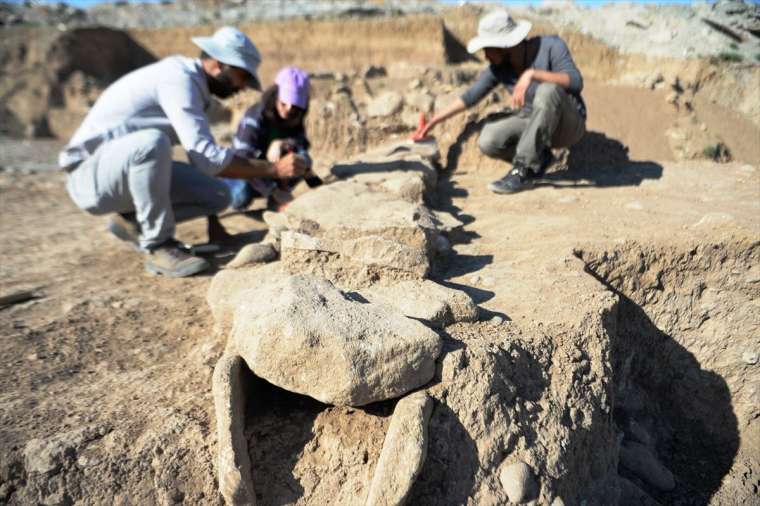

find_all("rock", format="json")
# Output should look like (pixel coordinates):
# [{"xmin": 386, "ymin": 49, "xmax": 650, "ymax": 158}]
[
  {"xmin": 23, "ymin": 425, "xmax": 106, "ymax": 476},
  {"xmin": 387, "ymin": 61, "xmax": 430, "ymax": 80},
  {"xmin": 616, "ymin": 476, "xmax": 661, "ymax": 505},
  {"xmin": 226, "ymin": 243, "xmax": 278, "ymax": 268},
  {"xmin": 282, "ymin": 230, "xmax": 430, "ymax": 279},
  {"xmin": 499, "ymin": 461, "xmax": 538, "ymax": 504},
  {"xmin": 358, "ymin": 138, "xmax": 440, "ymax": 165},
  {"xmin": 380, "ymin": 173, "xmax": 427, "ymax": 203},
  {"xmin": 433, "ymin": 234, "xmax": 451, "ymax": 255},
  {"xmin": 24, "ymin": 438, "xmax": 62, "ymax": 475},
  {"xmin": 360, "ymin": 279, "xmax": 478, "ymax": 329},
  {"xmin": 404, "ymin": 91, "xmax": 435, "ymax": 113},
  {"xmin": 407, "ymin": 79, "xmax": 423, "ymax": 90},
  {"xmin": 207, "ymin": 262, "xmax": 288, "ymax": 336},
  {"xmin": 366, "ymin": 392, "xmax": 433, "ymax": 506},
  {"xmin": 331, "ymin": 157, "xmax": 438, "ymax": 193},
  {"xmin": 226, "ymin": 275, "xmax": 442, "ymax": 406},
  {"xmin": 368, "ymin": 91, "xmax": 403, "ymax": 118},
  {"xmin": 277, "ymin": 179, "xmax": 457, "ymax": 287},
  {"xmin": 619, "ymin": 441, "xmax": 675, "ymax": 491},
  {"xmin": 742, "ymin": 351, "xmax": 758, "ymax": 365},
  {"xmin": 490, "ymin": 316, "xmax": 504, "ymax": 326},
  {"xmin": 625, "ymin": 201, "xmax": 644, "ymax": 210}
]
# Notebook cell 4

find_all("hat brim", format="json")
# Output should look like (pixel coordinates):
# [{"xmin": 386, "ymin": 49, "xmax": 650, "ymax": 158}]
[
  {"xmin": 192, "ymin": 36, "xmax": 262, "ymax": 91},
  {"xmin": 466, "ymin": 20, "xmax": 532, "ymax": 54}
]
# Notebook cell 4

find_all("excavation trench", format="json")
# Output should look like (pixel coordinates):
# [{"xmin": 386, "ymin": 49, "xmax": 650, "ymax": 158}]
[{"xmin": 577, "ymin": 239, "xmax": 759, "ymax": 504}]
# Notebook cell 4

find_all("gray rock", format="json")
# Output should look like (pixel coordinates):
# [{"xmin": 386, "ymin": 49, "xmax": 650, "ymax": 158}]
[
  {"xmin": 368, "ymin": 91, "xmax": 403, "ymax": 118},
  {"xmin": 499, "ymin": 461, "xmax": 538, "ymax": 503},
  {"xmin": 360, "ymin": 279, "xmax": 478, "ymax": 329},
  {"xmin": 619, "ymin": 441, "xmax": 675, "ymax": 491},
  {"xmin": 225, "ymin": 275, "xmax": 442, "ymax": 406},
  {"xmin": 404, "ymin": 91, "xmax": 435, "ymax": 113},
  {"xmin": 226, "ymin": 243, "xmax": 278, "ymax": 268},
  {"xmin": 366, "ymin": 392, "xmax": 433, "ymax": 506},
  {"xmin": 276, "ymin": 178, "xmax": 457, "ymax": 287}
]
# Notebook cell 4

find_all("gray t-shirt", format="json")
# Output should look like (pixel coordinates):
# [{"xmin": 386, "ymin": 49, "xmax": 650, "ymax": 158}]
[{"xmin": 460, "ymin": 35, "xmax": 587, "ymax": 120}]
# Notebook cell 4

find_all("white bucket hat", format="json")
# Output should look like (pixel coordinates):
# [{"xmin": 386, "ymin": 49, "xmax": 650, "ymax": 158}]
[
  {"xmin": 466, "ymin": 10, "xmax": 532, "ymax": 54},
  {"xmin": 192, "ymin": 26, "xmax": 262, "ymax": 90}
]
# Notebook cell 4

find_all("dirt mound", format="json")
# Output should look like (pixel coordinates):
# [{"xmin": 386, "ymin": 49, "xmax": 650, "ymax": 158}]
[{"xmin": 0, "ymin": 26, "xmax": 155, "ymax": 138}]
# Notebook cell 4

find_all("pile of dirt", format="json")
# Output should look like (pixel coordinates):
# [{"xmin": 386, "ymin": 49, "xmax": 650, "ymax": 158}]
[{"xmin": 0, "ymin": 26, "xmax": 155, "ymax": 138}]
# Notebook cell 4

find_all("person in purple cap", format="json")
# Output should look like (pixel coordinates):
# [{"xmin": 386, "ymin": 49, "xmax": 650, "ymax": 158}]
[
  {"xmin": 58, "ymin": 27, "xmax": 308, "ymax": 278},
  {"xmin": 218, "ymin": 66, "xmax": 322, "ymax": 217}
]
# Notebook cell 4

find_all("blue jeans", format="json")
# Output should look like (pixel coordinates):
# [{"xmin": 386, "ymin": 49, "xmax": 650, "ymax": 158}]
[{"xmin": 222, "ymin": 178, "xmax": 256, "ymax": 211}]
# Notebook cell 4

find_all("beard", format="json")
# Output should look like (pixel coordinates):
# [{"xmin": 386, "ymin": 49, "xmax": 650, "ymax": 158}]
[{"xmin": 207, "ymin": 68, "xmax": 239, "ymax": 99}]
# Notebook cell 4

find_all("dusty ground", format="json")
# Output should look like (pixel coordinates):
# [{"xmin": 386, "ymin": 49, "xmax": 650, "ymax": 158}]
[
  {"xmin": 1, "ymin": 68, "xmax": 758, "ymax": 504},
  {"xmin": 2, "ymin": 3, "xmax": 760, "ymax": 502}
]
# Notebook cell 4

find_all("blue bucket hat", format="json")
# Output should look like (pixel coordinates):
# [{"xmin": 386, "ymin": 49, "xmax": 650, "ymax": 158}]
[{"xmin": 192, "ymin": 27, "xmax": 262, "ymax": 90}]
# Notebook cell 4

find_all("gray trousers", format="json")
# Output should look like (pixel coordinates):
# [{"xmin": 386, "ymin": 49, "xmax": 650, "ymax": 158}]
[
  {"xmin": 66, "ymin": 129, "xmax": 231, "ymax": 250},
  {"xmin": 478, "ymin": 83, "xmax": 586, "ymax": 172}
]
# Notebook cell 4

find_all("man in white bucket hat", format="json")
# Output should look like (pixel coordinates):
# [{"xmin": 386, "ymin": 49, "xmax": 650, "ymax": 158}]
[
  {"xmin": 59, "ymin": 27, "xmax": 307, "ymax": 278},
  {"xmin": 421, "ymin": 9, "xmax": 587, "ymax": 194}
]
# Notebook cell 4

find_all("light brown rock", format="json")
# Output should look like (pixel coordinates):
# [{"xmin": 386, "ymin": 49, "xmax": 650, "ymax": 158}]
[
  {"xmin": 499, "ymin": 461, "xmax": 538, "ymax": 504},
  {"xmin": 226, "ymin": 274, "xmax": 442, "ymax": 406},
  {"xmin": 366, "ymin": 392, "xmax": 433, "ymax": 506},
  {"xmin": 367, "ymin": 91, "xmax": 403, "ymax": 118},
  {"xmin": 360, "ymin": 279, "xmax": 478, "ymax": 328}
]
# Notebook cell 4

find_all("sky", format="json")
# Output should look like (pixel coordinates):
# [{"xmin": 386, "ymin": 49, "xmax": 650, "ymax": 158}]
[{"xmin": 6, "ymin": 0, "xmax": 760, "ymax": 8}]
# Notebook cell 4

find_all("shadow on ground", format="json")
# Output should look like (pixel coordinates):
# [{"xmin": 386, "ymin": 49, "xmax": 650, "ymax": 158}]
[
  {"xmin": 445, "ymin": 111, "xmax": 663, "ymax": 189},
  {"xmin": 582, "ymin": 260, "xmax": 739, "ymax": 505},
  {"xmin": 539, "ymin": 131, "xmax": 663, "ymax": 189}
]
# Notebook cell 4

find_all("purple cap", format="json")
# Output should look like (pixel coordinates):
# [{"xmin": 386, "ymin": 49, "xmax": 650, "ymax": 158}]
[{"xmin": 275, "ymin": 66, "xmax": 310, "ymax": 109}]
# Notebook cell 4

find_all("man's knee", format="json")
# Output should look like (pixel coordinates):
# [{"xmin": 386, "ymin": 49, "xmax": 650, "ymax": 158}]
[
  {"xmin": 534, "ymin": 83, "xmax": 564, "ymax": 109},
  {"xmin": 478, "ymin": 126, "xmax": 502, "ymax": 157},
  {"xmin": 131, "ymin": 129, "xmax": 172, "ymax": 165},
  {"xmin": 207, "ymin": 179, "xmax": 232, "ymax": 214}
]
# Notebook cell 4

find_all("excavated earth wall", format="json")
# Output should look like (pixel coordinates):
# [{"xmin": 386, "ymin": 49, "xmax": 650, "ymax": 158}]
[{"xmin": 578, "ymin": 239, "xmax": 760, "ymax": 505}]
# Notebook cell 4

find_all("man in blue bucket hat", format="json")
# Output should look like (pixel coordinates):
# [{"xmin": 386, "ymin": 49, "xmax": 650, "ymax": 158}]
[{"xmin": 59, "ymin": 27, "xmax": 308, "ymax": 278}]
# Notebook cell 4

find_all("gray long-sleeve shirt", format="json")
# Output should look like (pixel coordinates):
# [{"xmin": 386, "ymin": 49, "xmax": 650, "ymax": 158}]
[
  {"xmin": 460, "ymin": 35, "xmax": 587, "ymax": 120},
  {"xmin": 58, "ymin": 56, "xmax": 234, "ymax": 175}
]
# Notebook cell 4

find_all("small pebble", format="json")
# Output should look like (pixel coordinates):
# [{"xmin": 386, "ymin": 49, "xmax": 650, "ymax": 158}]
[
  {"xmin": 742, "ymin": 351, "xmax": 758, "ymax": 365},
  {"xmin": 490, "ymin": 316, "xmax": 504, "ymax": 326}
]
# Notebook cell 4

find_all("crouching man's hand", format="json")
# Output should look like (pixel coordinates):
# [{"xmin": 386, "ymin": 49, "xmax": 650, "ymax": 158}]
[{"xmin": 272, "ymin": 152, "xmax": 307, "ymax": 179}]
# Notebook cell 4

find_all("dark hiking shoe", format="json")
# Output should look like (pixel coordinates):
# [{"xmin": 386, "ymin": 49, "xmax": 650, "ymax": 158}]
[
  {"xmin": 107, "ymin": 214, "xmax": 141, "ymax": 250},
  {"xmin": 488, "ymin": 165, "xmax": 534, "ymax": 194},
  {"xmin": 534, "ymin": 148, "xmax": 556, "ymax": 179},
  {"xmin": 144, "ymin": 239, "xmax": 210, "ymax": 278}
]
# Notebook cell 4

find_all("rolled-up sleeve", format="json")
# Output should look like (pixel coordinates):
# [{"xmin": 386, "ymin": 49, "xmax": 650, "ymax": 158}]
[
  {"xmin": 156, "ymin": 78, "xmax": 233, "ymax": 176},
  {"xmin": 549, "ymin": 37, "xmax": 583, "ymax": 93},
  {"xmin": 460, "ymin": 67, "xmax": 499, "ymax": 108}
]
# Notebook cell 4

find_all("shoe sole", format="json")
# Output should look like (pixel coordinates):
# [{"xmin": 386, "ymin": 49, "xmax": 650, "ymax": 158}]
[
  {"xmin": 107, "ymin": 219, "xmax": 141, "ymax": 252},
  {"xmin": 487, "ymin": 181, "xmax": 534, "ymax": 194},
  {"xmin": 144, "ymin": 259, "xmax": 210, "ymax": 278}
]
